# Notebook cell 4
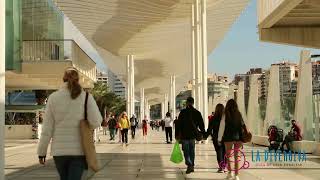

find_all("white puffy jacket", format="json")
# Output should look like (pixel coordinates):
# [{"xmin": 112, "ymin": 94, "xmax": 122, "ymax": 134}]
[{"xmin": 37, "ymin": 84, "xmax": 102, "ymax": 156}]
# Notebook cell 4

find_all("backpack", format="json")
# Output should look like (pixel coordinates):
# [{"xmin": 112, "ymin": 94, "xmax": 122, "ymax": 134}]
[
  {"xmin": 130, "ymin": 117, "xmax": 136, "ymax": 126},
  {"xmin": 108, "ymin": 119, "xmax": 116, "ymax": 128}
]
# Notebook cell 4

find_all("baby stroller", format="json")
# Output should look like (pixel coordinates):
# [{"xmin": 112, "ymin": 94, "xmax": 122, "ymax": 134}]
[{"xmin": 267, "ymin": 125, "xmax": 284, "ymax": 151}]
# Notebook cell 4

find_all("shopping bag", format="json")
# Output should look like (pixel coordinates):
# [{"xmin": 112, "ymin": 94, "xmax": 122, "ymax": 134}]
[
  {"xmin": 170, "ymin": 142, "xmax": 184, "ymax": 164},
  {"xmin": 80, "ymin": 92, "xmax": 99, "ymax": 172}
]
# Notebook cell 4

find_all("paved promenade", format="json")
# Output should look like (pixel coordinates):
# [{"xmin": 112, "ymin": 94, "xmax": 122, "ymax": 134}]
[{"xmin": 5, "ymin": 128, "xmax": 320, "ymax": 180}]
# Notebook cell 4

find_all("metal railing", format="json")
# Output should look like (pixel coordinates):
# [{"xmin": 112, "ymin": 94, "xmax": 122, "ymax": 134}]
[{"xmin": 22, "ymin": 39, "xmax": 96, "ymax": 81}]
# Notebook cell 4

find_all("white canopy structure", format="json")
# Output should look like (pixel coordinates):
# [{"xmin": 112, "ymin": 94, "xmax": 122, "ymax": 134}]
[{"xmin": 53, "ymin": 0, "xmax": 249, "ymax": 104}]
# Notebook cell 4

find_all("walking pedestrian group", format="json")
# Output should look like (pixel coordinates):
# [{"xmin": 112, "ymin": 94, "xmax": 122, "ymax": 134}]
[
  {"xmin": 174, "ymin": 97, "xmax": 251, "ymax": 180},
  {"xmin": 37, "ymin": 68, "xmax": 252, "ymax": 180}
]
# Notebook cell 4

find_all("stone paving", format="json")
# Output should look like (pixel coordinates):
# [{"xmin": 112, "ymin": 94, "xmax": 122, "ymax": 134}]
[{"xmin": 5, "ymin": 128, "xmax": 320, "ymax": 180}]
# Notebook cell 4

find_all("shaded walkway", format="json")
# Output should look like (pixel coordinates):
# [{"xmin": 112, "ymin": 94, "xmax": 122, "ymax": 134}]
[{"xmin": 5, "ymin": 128, "xmax": 320, "ymax": 179}]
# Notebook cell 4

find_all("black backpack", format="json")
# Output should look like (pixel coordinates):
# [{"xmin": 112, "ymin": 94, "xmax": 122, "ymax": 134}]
[{"xmin": 108, "ymin": 119, "xmax": 116, "ymax": 128}]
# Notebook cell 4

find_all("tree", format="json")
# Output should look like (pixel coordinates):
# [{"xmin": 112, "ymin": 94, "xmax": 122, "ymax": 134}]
[{"xmin": 91, "ymin": 82, "xmax": 126, "ymax": 117}]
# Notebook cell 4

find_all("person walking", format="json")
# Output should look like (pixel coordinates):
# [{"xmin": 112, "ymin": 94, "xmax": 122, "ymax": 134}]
[
  {"xmin": 142, "ymin": 116, "xmax": 148, "ymax": 140},
  {"xmin": 161, "ymin": 119, "xmax": 165, "ymax": 131},
  {"xmin": 218, "ymin": 99, "xmax": 245, "ymax": 180},
  {"xmin": 37, "ymin": 68, "xmax": 102, "ymax": 180},
  {"xmin": 164, "ymin": 112, "xmax": 174, "ymax": 144},
  {"xmin": 101, "ymin": 113, "xmax": 109, "ymax": 135},
  {"xmin": 205, "ymin": 104, "xmax": 225, "ymax": 173},
  {"xmin": 108, "ymin": 114, "xmax": 117, "ymax": 141},
  {"xmin": 176, "ymin": 97, "xmax": 205, "ymax": 174},
  {"xmin": 130, "ymin": 114, "xmax": 138, "ymax": 139},
  {"xmin": 119, "ymin": 112, "xmax": 130, "ymax": 146},
  {"xmin": 116, "ymin": 116, "xmax": 122, "ymax": 143}
]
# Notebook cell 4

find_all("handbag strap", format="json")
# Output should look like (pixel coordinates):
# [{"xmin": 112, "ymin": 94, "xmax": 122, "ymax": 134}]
[{"xmin": 84, "ymin": 92, "xmax": 89, "ymax": 121}]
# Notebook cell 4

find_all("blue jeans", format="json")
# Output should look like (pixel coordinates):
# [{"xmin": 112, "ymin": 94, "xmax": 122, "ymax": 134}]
[
  {"xmin": 109, "ymin": 128, "xmax": 116, "ymax": 140},
  {"xmin": 181, "ymin": 139, "xmax": 195, "ymax": 167},
  {"xmin": 53, "ymin": 156, "xmax": 87, "ymax": 180}
]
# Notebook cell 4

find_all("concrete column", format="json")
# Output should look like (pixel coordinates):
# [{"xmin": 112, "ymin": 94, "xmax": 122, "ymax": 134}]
[
  {"xmin": 313, "ymin": 95, "xmax": 320, "ymax": 142},
  {"xmin": 237, "ymin": 81, "xmax": 247, "ymax": 124},
  {"xmin": 130, "ymin": 55, "xmax": 135, "ymax": 117},
  {"xmin": 247, "ymin": 75, "xmax": 261, "ymax": 135},
  {"xmin": 194, "ymin": 0, "xmax": 201, "ymax": 110},
  {"xmin": 126, "ymin": 55, "xmax": 131, "ymax": 117},
  {"xmin": 191, "ymin": 3, "xmax": 196, "ymax": 100},
  {"xmin": 264, "ymin": 65, "xmax": 281, "ymax": 135},
  {"xmin": 200, "ymin": 0, "xmax": 208, "ymax": 128},
  {"xmin": 169, "ymin": 76, "xmax": 172, "ymax": 114},
  {"xmin": 0, "ymin": 0, "xmax": 5, "ymax": 177},
  {"xmin": 295, "ymin": 50, "xmax": 313, "ymax": 140},
  {"xmin": 164, "ymin": 93, "xmax": 168, "ymax": 114},
  {"xmin": 161, "ymin": 102, "xmax": 165, "ymax": 120},
  {"xmin": 228, "ymin": 84, "xmax": 236, "ymax": 100},
  {"xmin": 140, "ymin": 88, "xmax": 144, "ymax": 121},
  {"xmin": 172, "ymin": 75, "xmax": 176, "ymax": 119},
  {"xmin": 145, "ymin": 98, "xmax": 149, "ymax": 120}
]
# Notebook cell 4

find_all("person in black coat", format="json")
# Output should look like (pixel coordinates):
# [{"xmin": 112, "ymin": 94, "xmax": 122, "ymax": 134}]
[
  {"xmin": 205, "ymin": 104, "xmax": 225, "ymax": 173},
  {"xmin": 176, "ymin": 97, "xmax": 205, "ymax": 174}
]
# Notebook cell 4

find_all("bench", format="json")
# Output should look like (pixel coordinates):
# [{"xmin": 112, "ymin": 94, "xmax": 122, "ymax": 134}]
[{"xmin": 252, "ymin": 135, "xmax": 269, "ymax": 146}]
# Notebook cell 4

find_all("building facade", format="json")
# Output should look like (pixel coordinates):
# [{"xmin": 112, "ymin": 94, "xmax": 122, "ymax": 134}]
[
  {"xmin": 107, "ymin": 70, "xmax": 126, "ymax": 98},
  {"xmin": 5, "ymin": 0, "xmax": 96, "ymax": 90},
  {"xmin": 96, "ymin": 70, "xmax": 108, "ymax": 85}
]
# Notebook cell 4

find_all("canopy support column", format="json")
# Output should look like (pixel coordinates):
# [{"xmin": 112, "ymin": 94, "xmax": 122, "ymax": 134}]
[{"xmin": 0, "ymin": 0, "xmax": 5, "ymax": 178}]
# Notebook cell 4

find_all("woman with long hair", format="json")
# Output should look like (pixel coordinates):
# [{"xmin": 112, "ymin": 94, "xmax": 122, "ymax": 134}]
[
  {"xmin": 37, "ymin": 68, "xmax": 102, "ymax": 180},
  {"xmin": 218, "ymin": 99, "xmax": 245, "ymax": 180},
  {"xmin": 118, "ymin": 111, "xmax": 130, "ymax": 146},
  {"xmin": 206, "ymin": 104, "xmax": 225, "ymax": 173}
]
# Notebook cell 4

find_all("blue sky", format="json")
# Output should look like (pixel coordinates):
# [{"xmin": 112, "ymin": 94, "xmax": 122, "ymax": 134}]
[{"xmin": 208, "ymin": 0, "xmax": 318, "ymax": 77}]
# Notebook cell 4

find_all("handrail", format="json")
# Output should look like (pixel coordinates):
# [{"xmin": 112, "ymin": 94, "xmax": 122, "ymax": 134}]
[
  {"xmin": 22, "ymin": 39, "xmax": 96, "ymax": 64},
  {"xmin": 22, "ymin": 39, "xmax": 97, "ymax": 81}
]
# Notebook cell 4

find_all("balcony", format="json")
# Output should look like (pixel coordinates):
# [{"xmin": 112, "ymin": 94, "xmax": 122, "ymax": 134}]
[{"xmin": 6, "ymin": 40, "xmax": 96, "ymax": 90}]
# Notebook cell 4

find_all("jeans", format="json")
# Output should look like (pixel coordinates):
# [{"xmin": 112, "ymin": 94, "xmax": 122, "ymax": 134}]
[
  {"xmin": 181, "ymin": 139, "xmax": 195, "ymax": 167},
  {"xmin": 109, "ymin": 128, "xmax": 115, "ymax": 140},
  {"xmin": 131, "ymin": 126, "xmax": 136, "ymax": 139},
  {"xmin": 281, "ymin": 134, "xmax": 295, "ymax": 151},
  {"xmin": 121, "ymin": 128, "xmax": 129, "ymax": 143},
  {"xmin": 213, "ymin": 139, "xmax": 226, "ymax": 168},
  {"xmin": 165, "ymin": 127, "xmax": 173, "ymax": 142},
  {"xmin": 53, "ymin": 156, "xmax": 87, "ymax": 180}
]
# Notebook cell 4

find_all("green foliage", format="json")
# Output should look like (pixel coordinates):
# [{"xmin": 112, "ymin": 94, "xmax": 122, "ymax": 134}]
[{"xmin": 90, "ymin": 82, "xmax": 126, "ymax": 116}]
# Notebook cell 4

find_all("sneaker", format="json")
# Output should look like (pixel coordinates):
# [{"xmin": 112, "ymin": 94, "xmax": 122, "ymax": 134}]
[
  {"xmin": 186, "ymin": 166, "xmax": 194, "ymax": 174},
  {"xmin": 226, "ymin": 172, "xmax": 233, "ymax": 179},
  {"xmin": 217, "ymin": 168, "xmax": 224, "ymax": 173},
  {"xmin": 234, "ymin": 175, "xmax": 240, "ymax": 180}
]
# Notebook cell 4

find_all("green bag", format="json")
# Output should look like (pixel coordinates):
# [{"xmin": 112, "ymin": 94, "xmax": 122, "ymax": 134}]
[{"xmin": 170, "ymin": 142, "xmax": 184, "ymax": 164}]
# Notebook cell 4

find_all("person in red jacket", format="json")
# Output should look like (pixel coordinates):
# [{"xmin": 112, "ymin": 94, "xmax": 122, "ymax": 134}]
[{"xmin": 280, "ymin": 119, "xmax": 302, "ymax": 152}]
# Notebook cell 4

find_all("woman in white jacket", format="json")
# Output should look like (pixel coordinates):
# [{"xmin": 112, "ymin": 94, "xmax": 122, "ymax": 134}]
[
  {"xmin": 37, "ymin": 68, "xmax": 102, "ymax": 180},
  {"xmin": 164, "ymin": 112, "xmax": 174, "ymax": 143}
]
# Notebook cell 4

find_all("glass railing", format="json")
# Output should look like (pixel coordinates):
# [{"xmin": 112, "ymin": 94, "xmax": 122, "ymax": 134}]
[{"xmin": 22, "ymin": 39, "xmax": 96, "ymax": 81}]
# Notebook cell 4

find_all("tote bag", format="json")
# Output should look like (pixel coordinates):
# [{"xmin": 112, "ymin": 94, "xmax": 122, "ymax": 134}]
[{"xmin": 80, "ymin": 92, "xmax": 99, "ymax": 172}]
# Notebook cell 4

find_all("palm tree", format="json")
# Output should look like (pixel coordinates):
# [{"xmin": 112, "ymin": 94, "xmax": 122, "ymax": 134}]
[{"xmin": 91, "ymin": 82, "xmax": 126, "ymax": 117}]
